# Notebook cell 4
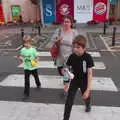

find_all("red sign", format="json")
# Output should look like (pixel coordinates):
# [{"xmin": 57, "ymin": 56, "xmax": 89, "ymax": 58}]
[
  {"xmin": 93, "ymin": 0, "xmax": 108, "ymax": 22},
  {"xmin": 0, "ymin": 4, "xmax": 4, "ymax": 24},
  {"xmin": 56, "ymin": 0, "xmax": 74, "ymax": 23}
]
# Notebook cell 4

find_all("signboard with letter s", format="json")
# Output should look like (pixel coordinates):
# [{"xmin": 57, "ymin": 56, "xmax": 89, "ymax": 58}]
[{"xmin": 42, "ymin": 0, "xmax": 55, "ymax": 24}]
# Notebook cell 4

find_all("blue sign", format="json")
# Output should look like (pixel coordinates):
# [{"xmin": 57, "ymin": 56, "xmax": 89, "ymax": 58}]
[{"xmin": 42, "ymin": 0, "xmax": 56, "ymax": 24}]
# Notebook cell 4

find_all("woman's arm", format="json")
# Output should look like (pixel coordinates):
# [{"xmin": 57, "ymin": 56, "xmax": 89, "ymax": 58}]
[{"xmin": 51, "ymin": 29, "xmax": 62, "ymax": 42}]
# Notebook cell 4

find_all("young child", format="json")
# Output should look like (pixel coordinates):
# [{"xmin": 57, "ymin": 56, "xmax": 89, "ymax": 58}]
[
  {"xmin": 63, "ymin": 35, "xmax": 94, "ymax": 120},
  {"xmin": 19, "ymin": 35, "xmax": 41, "ymax": 100}
]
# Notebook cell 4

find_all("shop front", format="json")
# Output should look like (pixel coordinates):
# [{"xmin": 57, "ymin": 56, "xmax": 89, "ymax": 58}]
[{"xmin": 2, "ymin": 0, "xmax": 40, "ymax": 23}]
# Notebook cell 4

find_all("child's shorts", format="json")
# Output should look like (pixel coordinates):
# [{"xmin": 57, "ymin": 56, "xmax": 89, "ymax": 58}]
[{"xmin": 63, "ymin": 80, "xmax": 69, "ymax": 85}]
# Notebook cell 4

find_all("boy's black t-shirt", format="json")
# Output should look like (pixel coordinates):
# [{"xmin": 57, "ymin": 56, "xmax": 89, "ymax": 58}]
[{"xmin": 66, "ymin": 52, "xmax": 94, "ymax": 81}]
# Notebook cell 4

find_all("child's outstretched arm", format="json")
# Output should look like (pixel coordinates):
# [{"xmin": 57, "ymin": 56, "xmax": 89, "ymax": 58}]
[
  {"xmin": 18, "ymin": 56, "xmax": 23, "ymax": 65},
  {"xmin": 34, "ymin": 56, "xmax": 40, "ymax": 62}
]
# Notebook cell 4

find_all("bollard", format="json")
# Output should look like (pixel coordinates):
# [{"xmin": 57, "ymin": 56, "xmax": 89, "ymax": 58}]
[
  {"xmin": 103, "ymin": 22, "xmax": 107, "ymax": 35},
  {"xmin": 38, "ymin": 24, "xmax": 41, "ymax": 35},
  {"xmin": 112, "ymin": 27, "xmax": 116, "ymax": 46},
  {"xmin": 21, "ymin": 28, "xmax": 24, "ymax": 45}
]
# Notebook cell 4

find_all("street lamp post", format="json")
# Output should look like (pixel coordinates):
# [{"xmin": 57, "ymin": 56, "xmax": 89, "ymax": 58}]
[{"xmin": 20, "ymin": 28, "xmax": 24, "ymax": 45}]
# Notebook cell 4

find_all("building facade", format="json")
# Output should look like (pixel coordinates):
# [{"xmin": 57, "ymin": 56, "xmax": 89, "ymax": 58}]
[
  {"xmin": 0, "ymin": 0, "xmax": 120, "ymax": 24},
  {"xmin": 1, "ymin": 0, "xmax": 40, "ymax": 23},
  {"xmin": 109, "ymin": 0, "xmax": 120, "ymax": 21}
]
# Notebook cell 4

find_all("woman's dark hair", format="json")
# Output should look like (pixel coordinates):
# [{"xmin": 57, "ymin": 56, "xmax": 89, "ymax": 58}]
[
  {"xmin": 63, "ymin": 15, "xmax": 73, "ymax": 23},
  {"xmin": 63, "ymin": 15, "xmax": 74, "ymax": 28}
]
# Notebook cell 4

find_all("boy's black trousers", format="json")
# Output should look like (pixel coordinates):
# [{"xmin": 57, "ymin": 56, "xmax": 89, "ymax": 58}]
[
  {"xmin": 63, "ymin": 79, "xmax": 91, "ymax": 120},
  {"xmin": 24, "ymin": 69, "xmax": 41, "ymax": 96}
]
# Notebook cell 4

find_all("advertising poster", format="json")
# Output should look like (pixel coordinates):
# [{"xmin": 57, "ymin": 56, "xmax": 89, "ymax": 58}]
[
  {"xmin": 42, "ymin": 0, "xmax": 55, "ymax": 24},
  {"xmin": 0, "ymin": 4, "xmax": 4, "ymax": 24},
  {"xmin": 56, "ymin": 0, "xmax": 74, "ymax": 23},
  {"xmin": 93, "ymin": 0, "xmax": 108, "ymax": 22},
  {"xmin": 74, "ymin": 0, "xmax": 93, "ymax": 23},
  {"xmin": 11, "ymin": 5, "xmax": 21, "ymax": 22}
]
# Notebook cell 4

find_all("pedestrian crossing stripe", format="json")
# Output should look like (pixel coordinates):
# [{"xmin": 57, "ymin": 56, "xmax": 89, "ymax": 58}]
[
  {"xmin": 18, "ymin": 61, "xmax": 106, "ymax": 70},
  {"xmin": 38, "ymin": 52, "xmax": 101, "ymax": 57},
  {"xmin": 0, "ymin": 101, "xmax": 120, "ymax": 120},
  {"xmin": 0, "ymin": 75, "xmax": 117, "ymax": 91}
]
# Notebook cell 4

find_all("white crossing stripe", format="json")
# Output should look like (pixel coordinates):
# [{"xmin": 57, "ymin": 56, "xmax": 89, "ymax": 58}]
[
  {"xmin": 18, "ymin": 61, "xmax": 56, "ymax": 68},
  {"xmin": 18, "ymin": 61, "xmax": 106, "ymax": 69},
  {"xmin": 39, "ymin": 52, "xmax": 51, "ymax": 56},
  {"xmin": 0, "ymin": 101, "xmax": 120, "ymax": 120},
  {"xmin": 39, "ymin": 52, "xmax": 101, "ymax": 57},
  {"xmin": 93, "ymin": 62, "xmax": 106, "ymax": 69},
  {"xmin": 0, "ymin": 75, "xmax": 117, "ymax": 91},
  {"xmin": 88, "ymin": 52, "xmax": 101, "ymax": 57}
]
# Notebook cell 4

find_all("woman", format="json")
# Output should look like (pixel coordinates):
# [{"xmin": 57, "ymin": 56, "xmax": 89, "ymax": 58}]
[
  {"xmin": 51, "ymin": 15, "xmax": 78, "ymax": 76},
  {"xmin": 51, "ymin": 15, "xmax": 78, "ymax": 94}
]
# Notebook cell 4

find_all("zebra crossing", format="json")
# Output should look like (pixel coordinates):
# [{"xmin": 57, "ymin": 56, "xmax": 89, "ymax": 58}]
[{"xmin": 0, "ymin": 51, "xmax": 120, "ymax": 120}]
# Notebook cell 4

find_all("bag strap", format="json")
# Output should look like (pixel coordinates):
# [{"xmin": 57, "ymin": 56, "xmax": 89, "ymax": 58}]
[
  {"xmin": 55, "ymin": 28, "xmax": 61, "ymax": 44},
  {"xmin": 72, "ymin": 30, "xmax": 76, "ymax": 40},
  {"xmin": 58, "ymin": 28, "xmax": 61, "ymax": 37}
]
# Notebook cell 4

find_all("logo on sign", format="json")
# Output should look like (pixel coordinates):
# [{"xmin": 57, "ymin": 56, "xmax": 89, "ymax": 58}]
[
  {"xmin": 45, "ymin": 4, "xmax": 53, "ymax": 16},
  {"xmin": 59, "ymin": 4, "xmax": 70, "ymax": 15},
  {"xmin": 94, "ymin": 2, "xmax": 106, "ymax": 15}
]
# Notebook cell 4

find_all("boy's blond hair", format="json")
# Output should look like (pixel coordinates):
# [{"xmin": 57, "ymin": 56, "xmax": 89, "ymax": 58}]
[
  {"xmin": 72, "ymin": 35, "xmax": 87, "ymax": 48},
  {"xmin": 23, "ymin": 35, "xmax": 32, "ymax": 43}
]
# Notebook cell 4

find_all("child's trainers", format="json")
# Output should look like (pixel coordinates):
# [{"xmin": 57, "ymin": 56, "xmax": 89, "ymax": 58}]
[
  {"xmin": 85, "ymin": 104, "xmax": 91, "ymax": 112},
  {"xmin": 63, "ymin": 92, "xmax": 68, "ymax": 96}
]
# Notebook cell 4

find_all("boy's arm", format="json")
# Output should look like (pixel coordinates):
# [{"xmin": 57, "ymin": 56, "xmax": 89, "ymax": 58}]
[
  {"xmin": 33, "ymin": 48, "xmax": 40, "ymax": 62},
  {"xmin": 18, "ymin": 49, "xmax": 24, "ymax": 64},
  {"xmin": 86, "ymin": 54, "xmax": 94, "ymax": 91},
  {"xmin": 34, "ymin": 56, "xmax": 40, "ymax": 62},
  {"xmin": 87, "ymin": 67, "xmax": 93, "ymax": 91},
  {"xmin": 18, "ymin": 55, "xmax": 23, "ymax": 65},
  {"xmin": 82, "ymin": 54, "xmax": 94, "ymax": 99}
]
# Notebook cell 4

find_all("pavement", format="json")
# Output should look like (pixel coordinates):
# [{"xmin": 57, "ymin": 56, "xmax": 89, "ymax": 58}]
[{"xmin": 0, "ymin": 24, "xmax": 120, "ymax": 120}]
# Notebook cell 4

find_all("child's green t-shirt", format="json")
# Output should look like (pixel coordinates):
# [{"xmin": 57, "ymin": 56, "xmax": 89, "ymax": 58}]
[{"xmin": 20, "ymin": 47, "xmax": 39, "ymax": 70}]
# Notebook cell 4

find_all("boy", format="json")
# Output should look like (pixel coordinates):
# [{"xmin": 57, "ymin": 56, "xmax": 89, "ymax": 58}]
[
  {"xmin": 63, "ymin": 35, "xmax": 94, "ymax": 120},
  {"xmin": 19, "ymin": 35, "xmax": 41, "ymax": 100}
]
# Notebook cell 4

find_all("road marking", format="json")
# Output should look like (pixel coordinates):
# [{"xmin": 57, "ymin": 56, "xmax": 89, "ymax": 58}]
[
  {"xmin": 18, "ymin": 61, "xmax": 105, "ymax": 69},
  {"xmin": 93, "ymin": 62, "xmax": 106, "ymax": 69},
  {"xmin": 0, "ymin": 75, "xmax": 117, "ymax": 91},
  {"xmin": 0, "ymin": 101, "xmax": 120, "ymax": 120},
  {"xmin": 99, "ymin": 35, "xmax": 116, "ymax": 56},
  {"xmin": 39, "ymin": 52, "xmax": 51, "ymax": 56},
  {"xmin": 18, "ymin": 61, "xmax": 56, "ymax": 68},
  {"xmin": 88, "ymin": 52, "xmax": 101, "ymax": 57},
  {"xmin": 38, "ymin": 52, "xmax": 101, "ymax": 57}
]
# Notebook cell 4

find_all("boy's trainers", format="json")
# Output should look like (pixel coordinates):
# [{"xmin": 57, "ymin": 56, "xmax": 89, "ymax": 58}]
[
  {"xmin": 63, "ymin": 92, "xmax": 68, "ymax": 96},
  {"xmin": 85, "ymin": 104, "xmax": 91, "ymax": 112},
  {"xmin": 36, "ymin": 83, "xmax": 41, "ymax": 89},
  {"xmin": 22, "ymin": 94, "xmax": 29, "ymax": 101}
]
